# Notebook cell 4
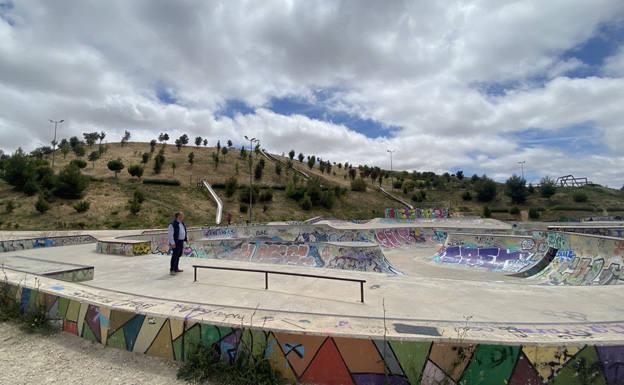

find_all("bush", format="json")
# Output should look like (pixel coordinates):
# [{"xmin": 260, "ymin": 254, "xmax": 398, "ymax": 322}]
[
  {"xmin": 351, "ymin": 177, "xmax": 367, "ymax": 192},
  {"xmin": 54, "ymin": 165, "xmax": 89, "ymax": 199},
  {"xmin": 505, "ymin": 175, "xmax": 528, "ymax": 204},
  {"xmin": 73, "ymin": 200, "xmax": 90, "ymax": 213},
  {"xmin": 529, "ymin": 208, "xmax": 540, "ymax": 219},
  {"xmin": 259, "ymin": 189, "xmax": 273, "ymax": 202},
  {"xmin": 35, "ymin": 195, "xmax": 50, "ymax": 213},
  {"xmin": 300, "ymin": 195, "xmax": 312, "ymax": 210},
  {"xmin": 461, "ymin": 191, "xmax": 472, "ymax": 201},
  {"xmin": 142, "ymin": 178, "xmax": 181, "ymax": 186},
  {"xmin": 133, "ymin": 190, "xmax": 145, "ymax": 204},
  {"xmin": 239, "ymin": 204, "xmax": 248, "ymax": 213},
  {"xmin": 509, "ymin": 206, "xmax": 520, "ymax": 215},
  {"xmin": 482, "ymin": 206, "xmax": 491, "ymax": 218},
  {"xmin": 573, "ymin": 192, "xmax": 588, "ymax": 203},
  {"xmin": 540, "ymin": 176, "xmax": 557, "ymax": 198},
  {"xmin": 475, "ymin": 177, "xmax": 497, "ymax": 202},
  {"xmin": 392, "ymin": 180, "xmax": 403, "ymax": 189},
  {"xmin": 527, "ymin": 183, "xmax": 535, "ymax": 194},
  {"xmin": 127, "ymin": 164, "xmax": 144, "ymax": 179},
  {"xmin": 224, "ymin": 177, "xmax": 238, "ymax": 197},
  {"xmin": 320, "ymin": 191, "xmax": 334, "ymax": 209},
  {"xmin": 411, "ymin": 190, "xmax": 426, "ymax": 202},
  {"xmin": 153, "ymin": 152, "xmax": 165, "ymax": 174},
  {"xmin": 239, "ymin": 185, "xmax": 259, "ymax": 204},
  {"xmin": 128, "ymin": 199, "xmax": 141, "ymax": 215},
  {"xmin": 70, "ymin": 159, "xmax": 87, "ymax": 169},
  {"xmin": 23, "ymin": 177, "xmax": 40, "ymax": 196},
  {"xmin": 142, "ymin": 152, "xmax": 150, "ymax": 164}
]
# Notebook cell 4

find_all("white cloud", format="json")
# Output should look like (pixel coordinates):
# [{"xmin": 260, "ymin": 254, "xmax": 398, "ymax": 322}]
[{"xmin": 0, "ymin": 0, "xmax": 624, "ymax": 186}]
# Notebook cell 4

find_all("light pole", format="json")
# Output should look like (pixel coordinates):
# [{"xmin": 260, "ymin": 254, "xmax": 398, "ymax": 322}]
[
  {"xmin": 49, "ymin": 119, "xmax": 64, "ymax": 168},
  {"xmin": 387, "ymin": 149, "xmax": 395, "ymax": 189},
  {"xmin": 244, "ymin": 135, "xmax": 259, "ymax": 224},
  {"xmin": 518, "ymin": 161, "xmax": 526, "ymax": 180}
]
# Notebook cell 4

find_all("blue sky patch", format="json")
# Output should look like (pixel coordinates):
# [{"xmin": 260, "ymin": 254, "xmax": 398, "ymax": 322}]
[
  {"xmin": 509, "ymin": 123, "xmax": 607, "ymax": 156},
  {"xmin": 155, "ymin": 84, "xmax": 177, "ymax": 105},
  {"xmin": 214, "ymin": 99, "xmax": 255, "ymax": 118}
]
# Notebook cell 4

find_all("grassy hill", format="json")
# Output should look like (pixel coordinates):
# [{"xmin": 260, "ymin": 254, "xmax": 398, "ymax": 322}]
[{"xmin": 0, "ymin": 141, "xmax": 623, "ymax": 230}]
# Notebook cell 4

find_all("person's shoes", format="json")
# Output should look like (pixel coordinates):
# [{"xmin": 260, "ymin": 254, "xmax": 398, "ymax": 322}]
[
  {"xmin": 170, "ymin": 270, "xmax": 176, "ymax": 275},
  {"xmin": 175, "ymin": 269, "xmax": 184, "ymax": 273}
]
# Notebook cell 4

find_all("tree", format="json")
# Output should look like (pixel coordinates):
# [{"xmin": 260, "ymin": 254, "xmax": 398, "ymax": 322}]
[
  {"xmin": 227, "ymin": 139, "xmax": 233, "ymax": 147},
  {"xmin": 221, "ymin": 147, "xmax": 228, "ymax": 155},
  {"xmin": 240, "ymin": 146, "xmax": 247, "ymax": 159},
  {"xmin": 203, "ymin": 139, "xmax": 208, "ymax": 146},
  {"xmin": 298, "ymin": 153, "xmax": 304, "ymax": 162},
  {"xmin": 212, "ymin": 153, "xmax": 219, "ymax": 169},
  {"xmin": 307, "ymin": 155, "xmax": 315, "ymax": 169},
  {"xmin": 217, "ymin": 140, "xmax": 221, "ymax": 152},
  {"xmin": 158, "ymin": 133, "xmax": 169, "ymax": 143},
  {"xmin": 254, "ymin": 162, "xmax": 263, "ymax": 180},
  {"xmin": 153, "ymin": 151, "xmax": 165, "ymax": 174},
  {"xmin": 540, "ymin": 176, "xmax": 557, "ymax": 198},
  {"xmin": 89, "ymin": 150, "xmax": 101, "ymax": 168},
  {"xmin": 60, "ymin": 142, "xmax": 71, "ymax": 159},
  {"xmin": 54, "ymin": 164, "xmax": 89, "ymax": 199},
  {"xmin": 83, "ymin": 132, "xmax": 99, "ymax": 147},
  {"xmin": 141, "ymin": 152, "xmax": 150, "ymax": 164},
  {"xmin": 99, "ymin": 131, "xmax": 106, "ymax": 145},
  {"xmin": 505, "ymin": 175, "xmax": 528, "ymax": 204},
  {"xmin": 482, "ymin": 206, "xmax": 491, "ymax": 218},
  {"xmin": 127, "ymin": 164, "xmax": 144, "ymax": 179},
  {"xmin": 150, "ymin": 140, "xmax": 157, "ymax": 153},
  {"xmin": 69, "ymin": 136, "xmax": 82, "ymax": 149},
  {"xmin": 175, "ymin": 134, "xmax": 189, "ymax": 151},
  {"xmin": 462, "ymin": 191, "xmax": 472, "ymax": 201},
  {"xmin": 195, "ymin": 136, "xmax": 202, "ymax": 146},
  {"xmin": 254, "ymin": 144, "xmax": 260, "ymax": 154},
  {"xmin": 121, "ymin": 130, "xmax": 131, "ymax": 146},
  {"xmin": 475, "ymin": 176, "xmax": 497, "ymax": 202},
  {"xmin": 107, "ymin": 159, "xmax": 125, "ymax": 178},
  {"xmin": 275, "ymin": 162, "xmax": 282, "ymax": 176},
  {"xmin": 188, "ymin": 152, "xmax": 195, "ymax": 167},
  {"xmin": 288, "ymin": 150, "xmax": 295, "ymax": 160},
  {"xmin": 351, "ymin": 177, "xmax": 367, "ymax": 192},
  {"xmin": 224, "ymin": 176, "xmax": 238, "ymax": 197},
  {"xmin": 348, "ymin": 168, "xmax": 357, "ymax": 181},
  {"xmin": 35, "ymin": 195, "xmax": 50, "ymax": 213},
  {"xmin": 73, "ymin": 145, "xmax": 86, "ymax": 157},
  {"xmin": 70, "ymin": 159, "xmax": 87, "ymax": 169},
  {"xmin": 456, "ymin": 170, "xmax": 464, "ymax": 180},
  {"xmin": 171, "ymin": 162, "xmax": 176, "ymax": 176}
]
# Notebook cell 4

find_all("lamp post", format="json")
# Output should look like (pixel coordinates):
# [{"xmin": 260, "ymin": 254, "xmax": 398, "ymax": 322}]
[
  {"xmin": 518, "ymin": 161, "xmax": 526, "ymax": 180},
  {"xmin": 49, "ymin": 119, "xmax": 64, "ymax": 168},
  {"xmin": 387, "ymin": 149, "xmax": 395, "ymax": 189},
  {"xmin": 244, "ymin": 135, "xmax": 259, "ymax": 224}
]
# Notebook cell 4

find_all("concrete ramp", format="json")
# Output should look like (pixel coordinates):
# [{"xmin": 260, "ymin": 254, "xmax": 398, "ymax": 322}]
[
  {"xmin": 0, "ymin": 255, "xmax": 93, "ymax": 282},
  {"xmin": 529, "ymin": 232, "xmax": 624, "ymax": 285},
  {"xmin": 432, "ymin": 232, "xmax": 543, "ymax": 273},
  {"xmin": 189, "ymin": 239, "xmax": 400, "ymax": 274}
]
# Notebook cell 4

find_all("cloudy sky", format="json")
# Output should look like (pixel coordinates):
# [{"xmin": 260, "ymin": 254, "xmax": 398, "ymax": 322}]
[{"xmin": 1, "ymin": 1, "xmax": 624, "ymax": 186}]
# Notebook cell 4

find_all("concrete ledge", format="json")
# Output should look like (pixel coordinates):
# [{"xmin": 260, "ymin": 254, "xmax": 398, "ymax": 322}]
[{"xmin": 96, "ymin": 239, "xmax": 151, "ymax": 256}]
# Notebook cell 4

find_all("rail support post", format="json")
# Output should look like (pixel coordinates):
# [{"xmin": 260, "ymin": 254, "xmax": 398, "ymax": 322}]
[
  {"xmin": 265, "ymin": 272, "xmax": 269, "ymax": 290},
  {"xmin": 360, "ymin": 281, "xmax": 364, "ymax": 303},
  {"xmin": 193, "ymin": 267, "xmax": 197, "ymax": 282}
]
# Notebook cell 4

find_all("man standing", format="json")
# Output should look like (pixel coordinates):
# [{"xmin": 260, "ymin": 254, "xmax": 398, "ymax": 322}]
[{"xmin": 167, "ymin": 211, "xmax": 187, "ymax": 275}]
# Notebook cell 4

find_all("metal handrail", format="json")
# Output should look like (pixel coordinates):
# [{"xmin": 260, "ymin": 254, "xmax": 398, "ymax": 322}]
[{"xmin": 192, "ymin": 264, "xmax": 366, "ymax": 303}]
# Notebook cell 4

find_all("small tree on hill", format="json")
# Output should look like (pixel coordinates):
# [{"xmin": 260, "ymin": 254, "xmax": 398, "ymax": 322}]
[
  {"xmin": 505, "ymin": 175, "xmax": 528, "ymax": 204},
  {"xmin": 188, "ymin": 152, "xmax": 195, "ymax": 167},
  {"xmin": 141, "ymin": 152, "xmax": 150, "ymax": 164},
  {"xmin": 298, "ymin": 153, "xmax": 304, "ymax": 163},
  {"xmin": 107, "ymin": 159, "xmax": 124, "ymax": 178},
  {"xmin": 240, "ymin": 146, "xmax": 247, "ymax": 159},
  {"xmin": 150, "ymin": 140, "xmax": 157, "ymax": 153},
  {"xmin": 153, "ymin": 151, "xmax": 165, "ymax": 174},
  {"xmin": 348, "ymin": 168, "xmax": 357, "ymax": 181},
  {"xmin": 289, "ymin": 150, "xmax": 295, "ymax": 160},
  {"xmin": 158, "ymin": 133, "xmax": 169, "ymax": 143},
  {"xmin": 540, "ymin": 176, "xmax": 557, "ymax": 198},
  {"xmin": 225, "ymin": 176, "xmax": 238, "ymax": 197},
  {"xmin": 203, "ymin": 139, "xmax": 207, "ymax": 146},
  {"xmin": 127, "ymin": 164, "xmax": 144, "ymax": 179},
  {"xmin": 307, "ymin": 155, "xmax": 315, "ymax": 169},
  {"xmin": 83, "ymin": 132, "xmax": 99, "ymax": 147},
  {"xmin": 54, "ymin": 164, "xmax": 89, "ymax": 199},
  {"xmin": 99, "ymin": 131, "xmax": 106, "ymax": 145},
  {"xmin": 195, "ymin": 136, "xmax": 202, "ymax": 146},
  {"xmin": 221, "ymin": 147, "xmax": 228, "ymax": 156},
  {"xmin": 475, "ymin": 176, "xmax": 497, "ymax": 202},
  {"xmin": 351, "ymin": 177, "xmax": 367, "ymax": 192},
  {"xmin": 171, "ymin": 162, "xmax": 176, "ymax": 176},
  {"xmin": 227, "ymin": 139, "xmax": 233, "ymax": 147},
  {"xmin": 88, "ymin": 151, "xmax": 100, "ymax": 168},
  {"xmin": 217, "ymin": 140, "xmax": 221, "ymax": 152},
  {"xmin": 121, "ymin": 130, "xmax": 131, "ymax": 146}
]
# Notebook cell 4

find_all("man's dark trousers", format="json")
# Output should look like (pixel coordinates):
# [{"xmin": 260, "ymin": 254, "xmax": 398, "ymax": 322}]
[{"xmin": 170, "ymin": 239, "xmax": 184, "ymax": 272}]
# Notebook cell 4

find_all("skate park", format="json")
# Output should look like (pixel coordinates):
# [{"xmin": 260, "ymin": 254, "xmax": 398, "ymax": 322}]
[{"xmin": 2, "ymin": 217, "xmax": 624, "ymax": 385}]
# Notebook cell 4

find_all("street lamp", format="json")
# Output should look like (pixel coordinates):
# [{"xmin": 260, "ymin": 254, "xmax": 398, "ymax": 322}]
[
  {"xmin": 244, "ymin": 135, "xmax": 259, "ymax": 224},
  {"xmin": 49, "ymin": 119, "xmax": 64, "ymax": 168},
  {"xmin": 517, "ymin": 161, "xmax": 526, "ymax": 180},
  {"xmin": 387, "ymin": 149, "xmax": 395, "ymax": 189}
]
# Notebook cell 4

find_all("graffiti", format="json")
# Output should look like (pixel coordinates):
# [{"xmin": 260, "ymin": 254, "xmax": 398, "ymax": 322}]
[
  {"xmin": 385, "ymin": 207, "xmax": 449, "ymax": 220},
  {"xmin": 203, "ymin": 227, "xmax": 235, "ymax": 239},
  {"xmin": 374, "ymin": 228, "xmax": 425, "ymax": 248},
  {"xmin": 435, "ymin": 245, "xmax": 534, "ymax": 272},
  {"xmin": 521, "ymin": 239, "xmax": 535, "ymax": 250},
  {"xmin": 96, "ymin": 241, "xmax": 151, "ymax": 256},
  {"xmin": 0, "ymin": 235, "xmax": 96, "ymax": 253},
  {"xmin": 432, "ymin": 230, "xmax": 448, "ymax": 244},
  {"xmin": 132, "ymin": 243, "xmax": 150, "ymax": 255}
]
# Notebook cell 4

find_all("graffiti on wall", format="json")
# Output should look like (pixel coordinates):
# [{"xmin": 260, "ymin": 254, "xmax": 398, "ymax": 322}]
[
  {"xmin": 0, "ymin": 235, "xmax": 96, "ymax": 253},
  {"xmin": 96, "ymin": 241, "xmax": 151, "ymax": 257},
  {"xmin": 13, "ymin": 286, "xmax": 624, "ymax": 385},
  {"xmin": 385, "ymin": 207, "xmax": 449, "ymax": 220}
]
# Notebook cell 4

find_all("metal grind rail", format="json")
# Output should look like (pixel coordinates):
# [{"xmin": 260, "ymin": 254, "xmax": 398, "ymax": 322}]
[{"xmin": 192, "ymin": 264, "xmax": 366, "ymax": 303}]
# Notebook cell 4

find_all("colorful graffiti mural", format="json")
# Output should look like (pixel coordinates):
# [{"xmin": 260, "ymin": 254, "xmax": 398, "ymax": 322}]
[
  {"xmin": 433, "ymin": 233, "xmax": 540, "ymax": 272},
  {"xmin": 95, "ymin": 240, "xmax": 151, "ymax": 256},
  {"xmin": 9, "ymin": 285, "xmax": 624, "ymax": 385},
  {"xmin": 0, "ymin": 234, "xmax": 96, "ymax": 253},
  {"xmin": 385, "ymin": 207, "xmax": 449, "ymax": 220}
]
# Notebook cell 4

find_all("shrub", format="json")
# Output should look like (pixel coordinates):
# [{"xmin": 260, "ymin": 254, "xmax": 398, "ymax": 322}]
[
  {"xmin": 351, "ymin": 177, "xmax": 367, "ymax": 192},
  {"xmin": 107, "ymin": 159, "xmax": 125, "ymax": 178},
  {"xmin": 142, "ymin": 178, "xmax": 181, "ymax": 186},
  {"xmin": 23, "ymin": 177, "xmax": 40, "ymax": 196},
  {"xmin": 300, "ymin": 195, "xmax": 312, "ymax": 210},
  {"xmin": 412, "ymin": 190, "xmax": 426, "ymax": 202},
  {"xmin": 573, "ymin": 192, "xmax": 588, "ymax": 203},
  {"xmin": 141, "ymin": 152, "xmax": 150, "ymax": 164},
  {"xmin": 540, "ymin": 176, "xmax": 557, "ymax": 198},
  {"xmin": 482, "ymin": 206, "xmax": 491, "ymax": 218},
  {"xmin": 527, "ymin": 183, "xmax": 535, "ymax": 194},
  {"xmin": 133, "ymin": 190, "xmax": 145, "ymax": 204},
  {"xmin": 70, "ymin": 159, "xmax": 87, "ymax": 169},
  {"xmin": 35, "ymin": 195, "xmax": 50, "ymax": 213},
  {"xmin": 54, "ymin": 165, "xmax": 89, "ymax": 199},
  {"xmin": 128, "ymin": 199, "xmax": 141, "ymax": 215},
  {"xmin": 259, "ymin": 189, "xmax": 273, "ymax": 202},
  {"xmin": 505, "ymin": 175, "xmax": 528, "ymax": 204},
  {"xmin": 239, "ymin": 204, "xmax": 248, "ymax": 213},
  {"xmin": 153, "ymin": 152, "xmax": 165, "ymax": 174},
  {"xmin": 239, "ymin": 185, "xmax": 259, "ymax": 203},
  {"xmin": 254, "ymin": 162, "xmax": 263, "ymax": 180},
  {"xmin": 392, "ymin": 180, "xmax": 403, "ymax": 189},
  {"xmin": 529, "ymin": 208, "xmax": 540, "ymax": 219},
  {"xmin": 320, "ymin": 191, "xmax": 334, "ymax": 209},
  {"xmin": 224, "ymin": 177, "xmax": 238, "ymax": 197},
  {"xmin": 509, "ymin": 206, "xmax": 520, "ymax": 215},
  {"xmin": 73, "ymin": 200, "xmax": 90, "ymax": 213},
  {"xmin": 401, "ymin": 180, "xmax": 415, "ymax": 194},
  {"xmin": 127, "ymin": 164, "xmax": 144, "ymax": 179},
  {"xmin": 475, "ymin": 177, "xmax": 497, "ymax": 202},
  {"xmin": 461, "ymin": 191, "xmax": 472, "ymax": 201}
]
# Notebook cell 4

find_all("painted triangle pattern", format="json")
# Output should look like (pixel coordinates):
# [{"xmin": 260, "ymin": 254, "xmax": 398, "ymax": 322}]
[{"xmin": 13, "ymin": 288, "xmax": 624, "ymax": 385}]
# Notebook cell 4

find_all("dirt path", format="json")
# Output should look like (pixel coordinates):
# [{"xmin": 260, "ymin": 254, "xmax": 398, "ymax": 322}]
[{"xmin": 0, "ymin": 322, "xmax": 193, "ymax": 385}]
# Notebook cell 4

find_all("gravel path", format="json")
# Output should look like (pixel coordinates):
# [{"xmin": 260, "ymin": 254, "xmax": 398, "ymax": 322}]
[{"xmin": 0, "ymin": 322, "xmax": 194, "ymax": 385}]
